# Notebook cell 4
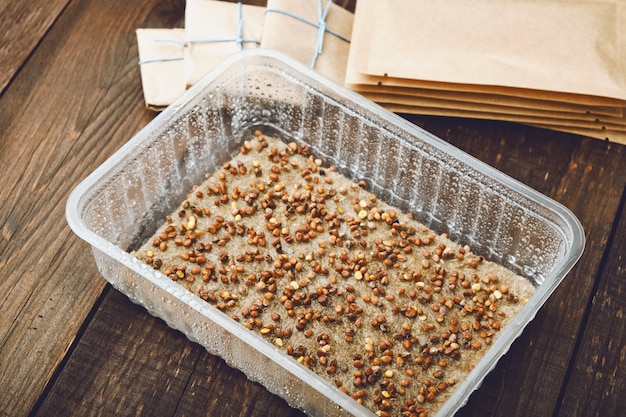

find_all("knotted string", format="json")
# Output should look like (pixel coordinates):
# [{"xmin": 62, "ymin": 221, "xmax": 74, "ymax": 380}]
[
  {"xmin": 265, "ymin": 0, "xmax": 350, "ymax": 69},
  {"xmin": 186, "ymin": 2, "xmax": 261, "ymax": 50},
  {"xmin": 138, "ymin": 3, "xmax": 261, "ymax": 66}
]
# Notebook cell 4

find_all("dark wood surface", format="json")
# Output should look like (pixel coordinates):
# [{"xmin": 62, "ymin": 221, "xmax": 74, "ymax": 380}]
[{"xmin": 1, "ymin": 1, "xmax": 624, "ymax": 416}]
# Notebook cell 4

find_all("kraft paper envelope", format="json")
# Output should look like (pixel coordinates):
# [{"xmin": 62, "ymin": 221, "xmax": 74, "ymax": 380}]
[
  {"xmin": 362, "ymin": 92, "xmax": 624, "ymax": 123},
  {"xmin": 136, "ymin": 28, "xmax": 186, "ymax": 111},
  {"xmin": 347, "ymin": 0, "xmax": 626, "ymax": 104},
  {"xmin": 353, "ymin": 84, "xmax": 623, "ymax": 117},
  {"xmin": 528, "ymin": 124, "xmax": 626, "ymax": 144},
  {"xmin": 185, "ymin": 0, "xmax": 265, "ymax": 87},
  {"xmin": 262, "ymin": 0, "xmax": 353, "ymax": 84},
  {"xmin": 373, "ymin": 90, "xmax": 626, "ymax": 132},
  {"xmin": 349, "ymin": 74, "xmax": 625, "ymax": 108},
  {"xmin": 379, "ymin": 102, "xmax": 626, "ymax": 143}
]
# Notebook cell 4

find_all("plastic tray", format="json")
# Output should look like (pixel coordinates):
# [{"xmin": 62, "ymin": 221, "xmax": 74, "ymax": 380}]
[{"xmin": 66, "ymin": 49, "xmax": 584, "ymax": 417}]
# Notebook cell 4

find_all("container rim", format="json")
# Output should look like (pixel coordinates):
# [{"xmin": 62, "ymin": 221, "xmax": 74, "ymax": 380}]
[
  {"xmin": 67, "ymin": 48, "xmax": 585, "ymax": 283},
  {"xmin": 65, "ymin": 48, "xmax": 586, "ymax": 417}
]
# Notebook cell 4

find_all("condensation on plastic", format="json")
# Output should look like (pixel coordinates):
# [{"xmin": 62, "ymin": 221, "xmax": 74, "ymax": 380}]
[{"xmin": 66, "ymin": 49, "xmax": 584, "ymax": 417}]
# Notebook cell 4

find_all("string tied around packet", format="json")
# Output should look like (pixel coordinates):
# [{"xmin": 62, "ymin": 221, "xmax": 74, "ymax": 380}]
[
  {"xmin": 265, "ymin": 0, "xmax": 350, "ymax": 69},
  {"xmin": 186, "ymin": 2, "xmax": 261, "ymax": 51},
  {"xmin": 137, "ymin": 38, "xmax": 185, "ymax": 66}
]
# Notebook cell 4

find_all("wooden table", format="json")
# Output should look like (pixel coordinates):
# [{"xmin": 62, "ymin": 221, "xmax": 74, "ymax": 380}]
[{"xmin": 1, "ymin": 1, "xmax": 625, "ymax": 416}]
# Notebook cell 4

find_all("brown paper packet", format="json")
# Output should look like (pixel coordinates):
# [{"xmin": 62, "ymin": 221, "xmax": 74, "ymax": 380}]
[
  {"xmin": 379, "ymin": 101, "xmax": 626, "ymax": 133},
  {"xmin": 352, "ymin": 84, "xmax": 623, "ymax": 117},
  {"xmin": 347, "ymin": 0, "xmax": 625, "ymax": 102},
  {"xmin": 528, "ymin": 123, "xmax": 626, "ymax": 144},
  {"xmin": 261, "ymin": 0, "xmax": 353, "ymax": 84},
  {"xmin": 184, "ymin": 0, "xmax": 264, "ymax": 88},
  {"xmin": 136, "ymin": 28, "xmax": 186, "ymax": 111},
  {"xmin": 345, "ymin": 0, "xmax": 626, "ymax": 140},
  {"xmin": 347, "ymin": 72, "xmax": 625, "ymax": 108},
  {"xmin": 360, "ymin": 92, "xmax": 623, "ymax": 123}
]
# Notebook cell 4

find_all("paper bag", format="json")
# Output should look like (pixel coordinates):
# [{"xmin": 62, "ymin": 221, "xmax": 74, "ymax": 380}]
[
  {"xmin": 136, "ymin": 28, "xmax": 186, "ymax": 111},
  {"xmin": 262, "ymin": 0, "xmax": 353, "ymax": 84},
  {"xmin": 347, "ymin": 0, "xmax": 626, "ymax": 103},
  {"xmin": 353, "ymin": 84, "xmax": 624, "ymax": 117},
  {"xmin": 528, "ymin": 123, "xmax": 626, "ymax": 144},
  {"xmin": 379, "ymin": 100, "xmax": 626, "ymax": 139},
  {"xmin": 362, "ymin": 92, "xmax": 622, "ymax": 122},
  {"xmin": 185, "ymin": 0, "xmax": 265, "ymax": 87}
]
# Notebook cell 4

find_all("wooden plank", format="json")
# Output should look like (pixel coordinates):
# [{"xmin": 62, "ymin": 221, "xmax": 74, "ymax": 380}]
[
  {"xmin": 409, "ymin": 116, "xmax": 626, "ymax": 416},
  {"xmin": 0, "ymin": 0, "xmax": 71, "ymax": 95},
  {"xmin": 2, "ymin": 1, "xmax": 354, "ymax": 416},
  {"xmin": 34, "ymin": 289, "xmax": 205, "ymax": 417},
  {"xmin": 556, "ymin": 187, "xmax": 626, "ymax": 417},
  {"xmin": 33, "ymin": 289, "xmax": 305, "ymax": 417},
  {"xmin": 32, "ymin": 121, "xmax": 626, "ymax": 416},
  {"xmin": 8, "ymin": 0, "xmax": 624, "ymax": 415},
  {"xmin": 173, "ymin": 352, "xmax": 306, "ymax": 417},
  {"xmin": 0, "ymin": 0, "xmax": 184, "ymax": 416}
]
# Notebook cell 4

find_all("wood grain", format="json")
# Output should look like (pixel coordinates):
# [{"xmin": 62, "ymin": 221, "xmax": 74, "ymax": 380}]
[
  {"xmin": 406, "ymin": 116, "xmax": 626, "ymax": 416},
  {"xmin": 0, "ymin": 0, "xmax": 71, "ymax": 95},
  {"xmin": 1, "ymin": 1, "xmax": 350, "ymax": 416},
  {"xmin": 33, "ymin": 289, "xmax": 308, "ymax": 417},
  {"xmin": 556, "ymin": 186, "xmax": 626, "ymax": 417},
  {"xmin": 0, "ymin": 0, "xmax": 183, "ymax": 416},
  {"xmin": 2, "ymin": 0, "xmax": 626, "ymax": 417},
  {"xmin": 34, "ymin": 288, "xmax": 205, "ymax": 417},
  {"xmin": 29, "ymin": 118, "xmax": 626, "ymax": 417}
]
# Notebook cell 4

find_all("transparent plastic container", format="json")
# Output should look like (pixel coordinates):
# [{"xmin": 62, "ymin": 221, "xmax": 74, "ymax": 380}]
[{"xmin": 66, "ymin": 49, "xmax": 584, "ymax": 417}]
